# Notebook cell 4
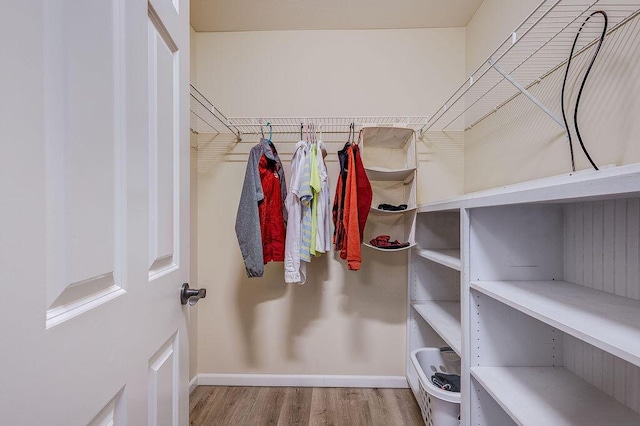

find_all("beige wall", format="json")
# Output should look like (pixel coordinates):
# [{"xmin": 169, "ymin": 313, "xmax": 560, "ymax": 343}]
[
  {"xmin": 464, "ymin": 0, "xmax": 640, "ymax": 192},
  {"xmin": 465, "ymin": 0, "xmax": 540, "ymax": 75},
  {"xmin": 188, "ymin": 25, "xmax": 198, "ymax": 382},
  {"xmin": 194, "ymin": 28, "xmax": 465, "ymax": 377},
  {"xmin": 189, "ymin": 1, "xmax": 640, "ymax": 381}
]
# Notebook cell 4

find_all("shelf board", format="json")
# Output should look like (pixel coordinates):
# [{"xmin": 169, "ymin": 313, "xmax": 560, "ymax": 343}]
[
  {"xmin": 412, "ymin": 301, "xmax": 461, "ymax": 355},
  {"xmin": 471, "ymin": 280, "xmax": 640, "ymax": 367},
  {"xmin": 369, "ymin": 206, "xmax": 417, "ymax": 215},
  {"xmin": 364, "ymin": 167, "xmax": 416, "ymax": 182},
  {"xmin": 471, "ymin": 367, "xmax": 640, "ymax": 426},
  {"xmin": 363, "ymin": 242, "xmax": 416, "ymax": 252},
  {"xmin": 415, "ymin": 248, "xmax": 461, "ymax": 271},
  {"xmin": 418, "ymin": 163, "xmax": 640, "ymax": 213}
]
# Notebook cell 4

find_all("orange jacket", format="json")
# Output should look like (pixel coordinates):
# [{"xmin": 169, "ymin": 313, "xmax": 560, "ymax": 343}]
[{"xmin": 340, "ymin": 146, "xmax": 361, "ymax": 270}]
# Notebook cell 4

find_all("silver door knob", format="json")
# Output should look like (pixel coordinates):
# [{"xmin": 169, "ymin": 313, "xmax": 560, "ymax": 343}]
[{"xmin": 180, "ymin": 283, "xmax": 206, "ymax": 306}]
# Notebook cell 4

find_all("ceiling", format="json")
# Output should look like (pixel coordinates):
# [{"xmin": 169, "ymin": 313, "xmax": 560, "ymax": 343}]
[{"xmin": 190, "ymin": 0, "xmax": 485, "ymax": 32}]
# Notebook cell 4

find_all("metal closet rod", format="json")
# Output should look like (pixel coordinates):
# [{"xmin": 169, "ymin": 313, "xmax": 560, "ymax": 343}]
[
  {"xmin": 237, "ymin": 122, "xmax": 359, "ymax": 127},
  {"xmin": 229, "ymin": 117, "xmax": 428, "ymax": 124},
  {"xmin": 235, "ymin": 123, "xmax": 365, "ymax": 141}
]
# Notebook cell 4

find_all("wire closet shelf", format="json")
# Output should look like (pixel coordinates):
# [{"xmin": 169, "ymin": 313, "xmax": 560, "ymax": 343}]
[
  {"xmin": 226, "ymin": 117, "xmax": 429, "ymax": 141},
  {"xmin": 190, "ymin": 84, "xmax": 428, "ymax": 141},
  {"xmin": 190, "ymin": 84, "xmax": 242, "ymax": 139},
  {"xmin": 421, "ymin": 0, "xmax": 640, "ymax": 134}
]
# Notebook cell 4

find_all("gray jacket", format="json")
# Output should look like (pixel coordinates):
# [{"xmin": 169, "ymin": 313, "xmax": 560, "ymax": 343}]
[{"xmin": 235, "ymin": 139, "xmax": 287, "ymax": 277}]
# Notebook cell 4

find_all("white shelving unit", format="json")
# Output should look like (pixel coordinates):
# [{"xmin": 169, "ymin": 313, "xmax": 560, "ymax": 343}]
[
  {"xmin": 407, "ymin": 0, "xmax": 640, "ymax": 421},
  {"xmin": 411, "ymin": 164, "xmax": 640, "ymax": 425},
  {"xmin": 407, "ymin": 209, "xmax": 462, "ymax": 397},
  {"xmin": 360, "ymin": 126, "xmax": 418, "ymax": 250}
]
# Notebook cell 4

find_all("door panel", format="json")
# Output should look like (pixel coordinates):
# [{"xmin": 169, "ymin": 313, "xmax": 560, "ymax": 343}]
[
  {"xmin": 44, "ymin": 0, "xmax": 127, "ymax": 327},
  {"xmin": 89, "ymin": 388, "xmax": 126, "ymax": 426},
  {"xmin": 149, "ymin": 333, "xmax": 180, "ymax": 426},
  {"xmin": 1, "ymin": 0, "xmax": 190, "ymax": 424},
  {"xmin": 148, "ymin": 9, "xmax": 180, "ymax": 278}
]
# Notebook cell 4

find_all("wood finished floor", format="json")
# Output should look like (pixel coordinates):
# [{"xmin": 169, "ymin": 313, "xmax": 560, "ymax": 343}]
[{"xmin": 190, "ymin": 386, "xmax": 424, "ymax": 426}]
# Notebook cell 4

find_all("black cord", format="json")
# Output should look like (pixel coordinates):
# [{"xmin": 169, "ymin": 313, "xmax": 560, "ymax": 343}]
[{"xmin": 561, "ymin": 10, "xmax": 608, "ymax": 171}]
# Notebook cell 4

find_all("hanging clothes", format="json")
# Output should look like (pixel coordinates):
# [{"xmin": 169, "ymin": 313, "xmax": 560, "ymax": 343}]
[
  {"xmin": 332, "ymin": 141, "xmax": 350, "ymax": 253},
  {"xmin": 284, "ymin": 140, "xmax": 308, "ymax": 284},
  {"xmin": 235, "ymin": 138, "xmax": 287, "ymax": 278},
  {"xmin": 315, "ymin": 140, "xmax": 331, "ymax": 254},
  {"xmin": 309, "ymin": 142, "xmax": 320, "ymax": 256},
  {"xmin": 352, "ymin": 141, "xmax": 372, "ymax": 241},
  {"xmin": 332, "ymin": 126, "xmax": 371, "ymax": 271},
  {"xmin": 341, "ymin": 144, "xmax": 362, "ymax": 270},
  {"xmin": 299, "ymin": 142, "xmax": 313, "ymax": 263}
]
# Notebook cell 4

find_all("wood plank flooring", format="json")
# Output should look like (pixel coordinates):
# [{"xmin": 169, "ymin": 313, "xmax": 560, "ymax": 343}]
[{"xmin": 190, "ymin": 386, "xmax": 424, "ymax": 425}]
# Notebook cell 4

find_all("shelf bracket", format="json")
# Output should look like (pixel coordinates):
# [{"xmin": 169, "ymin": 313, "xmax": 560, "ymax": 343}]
[{"xmin": 488, "ymin": 60, "xmax": 567, "ymax": 132}]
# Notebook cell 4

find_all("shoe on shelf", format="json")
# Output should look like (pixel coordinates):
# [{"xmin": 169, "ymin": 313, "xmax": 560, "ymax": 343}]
[{"xmin": 377, "ymin": 203, "xmax": 408, "ymax": 212}]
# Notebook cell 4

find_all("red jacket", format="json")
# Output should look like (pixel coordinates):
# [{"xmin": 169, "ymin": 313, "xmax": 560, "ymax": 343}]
[
  {"xmin": 352, "ymin": 145, "xmax": 372, "ymax": 241},
  {"xmin": 258, "ymin": 152, "xmax": 286, "ymax": 263},
  {"xmin": 236, "ymin": 139, "xmax": 287, "ymax": 278}
]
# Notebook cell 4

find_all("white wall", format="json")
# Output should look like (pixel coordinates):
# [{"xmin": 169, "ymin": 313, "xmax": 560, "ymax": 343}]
[
  {"xmin": 463, "ymin": 0, "xmax": 640, "ymax": 192},
  {"xmin": 193, "ymin": 28, "xmax": 465, "ymax": 378}
]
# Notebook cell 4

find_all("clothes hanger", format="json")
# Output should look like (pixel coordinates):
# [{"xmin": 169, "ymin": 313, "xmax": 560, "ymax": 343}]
[
  {"xmin": 261, "ymin": 124, "xmax": 265, "ymax": 139},
  {"xmin": 266, "ymin": 122, "xmax": 273, "ymax": 145},
  {"xmin": 347, "ymin": 123, "xmax": 355, "ymax": 145},
  {"xmin": 300, "ymin": 123, "xmax": 303, "ymax": 141},
  {"xmin": 318, "ymin": 123, "xmax": 327, "ymax": 158}
]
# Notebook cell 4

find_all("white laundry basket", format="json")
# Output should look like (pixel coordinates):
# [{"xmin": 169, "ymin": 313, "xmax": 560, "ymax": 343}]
[{"xmin": 410, "ymin": 348, "xmax": 461, "ymax": 426}]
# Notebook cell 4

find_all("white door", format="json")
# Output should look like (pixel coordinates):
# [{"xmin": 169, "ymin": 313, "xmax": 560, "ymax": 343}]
[{"xmin": 1, "ymin": 0, "xmax": 191, "ymax": 424}]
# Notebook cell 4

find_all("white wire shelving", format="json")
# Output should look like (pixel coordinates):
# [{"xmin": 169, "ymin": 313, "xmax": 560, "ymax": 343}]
[
  {"xmin": 227, "ymin": 117, "xmax": 429, "ymax": 141},
  {"xmin": 190, "ymin": 83, "xmax": 429, "ymax": 142},
  {"xmin": 421, "ymin": 0, "xmax": 640, "ymax": 134},
  {"xmin": 190, "ymin": 84, "xmax": 242, "ymax": 139}
]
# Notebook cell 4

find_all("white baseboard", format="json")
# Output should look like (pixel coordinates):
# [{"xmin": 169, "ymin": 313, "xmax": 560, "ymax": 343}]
[
  {"xmin": 189, "ymin": 375, "xmax": 198, "ymax": 394},
  {"xmin": 195, "ymin": 374, "xmax": 408, "ymax": 388}
]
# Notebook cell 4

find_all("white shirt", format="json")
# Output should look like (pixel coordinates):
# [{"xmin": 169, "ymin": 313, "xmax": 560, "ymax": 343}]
[
  {"xmin": 284, "ymin": 141, "xmax": 308, "ymax": 284},
  {"xmin": 315, "ymin": 140, "xmax": 331, "ymax": 254}
]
